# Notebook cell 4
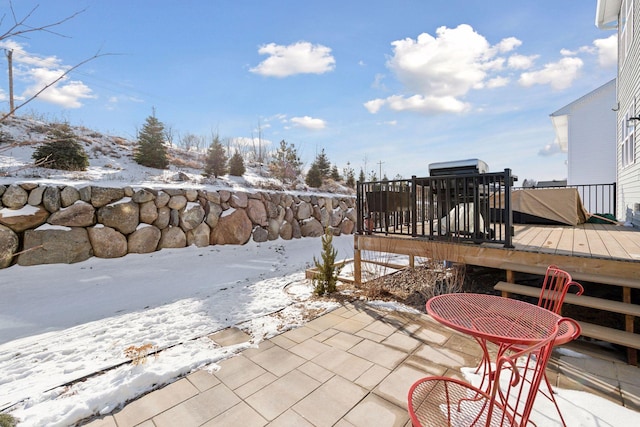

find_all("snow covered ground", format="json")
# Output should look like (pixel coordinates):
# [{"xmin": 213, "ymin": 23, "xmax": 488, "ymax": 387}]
[{"xmin": 0, "ymin": 235, "xmax": 355, "ymax": 426}]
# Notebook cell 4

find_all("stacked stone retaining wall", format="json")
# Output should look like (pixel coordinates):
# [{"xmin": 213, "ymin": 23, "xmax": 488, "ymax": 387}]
[{"xmin": 0, "ymin": 183, "xmax": 356, "ymax": 268}]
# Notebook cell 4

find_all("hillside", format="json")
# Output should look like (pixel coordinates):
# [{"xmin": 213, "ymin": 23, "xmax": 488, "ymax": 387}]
[{"xmin": 0, "ymin": 114, "xmax": 354, "ymax": 196}]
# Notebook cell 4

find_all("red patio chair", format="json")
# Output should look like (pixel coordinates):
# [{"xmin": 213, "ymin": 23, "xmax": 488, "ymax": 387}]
[
  {"xmin": 537, "ymin": 265, "xmax": 584, "ymax": 315},
  {"xmin": 505, "ymin": 266, "xmax": 583, "ymax": 426},
  {"xmin": 408, "ymin": 319, "xmax": 569, "ymax": 427},
  {"xmin": 477, "ymin": 266, "xmax": 583, "ymax": 426}
]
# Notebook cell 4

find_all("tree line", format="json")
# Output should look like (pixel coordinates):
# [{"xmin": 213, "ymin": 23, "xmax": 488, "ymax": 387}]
[{"xmin": 26, "ymin": 110, "xmax": 360, "ymax": 190}]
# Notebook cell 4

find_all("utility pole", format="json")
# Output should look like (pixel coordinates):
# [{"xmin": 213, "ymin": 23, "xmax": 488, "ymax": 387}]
[
  {"xmin": 378, "ymin": 160, "xmax": 384, "ymax": 180},
  {"xmin": 5, "ymin": 49, "xmax": 14, "ymax": 115}
]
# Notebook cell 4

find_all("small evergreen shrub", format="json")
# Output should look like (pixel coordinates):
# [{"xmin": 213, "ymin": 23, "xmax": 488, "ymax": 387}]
[
  {"xmin": 0, "ymin": 413, "xmax": 18, "ymax": 427},
  {"xmin": 31, "ymin": 123, "xmax": 88, "ymax": 171},
  {"xmin": 228, "ymin": 150, "xmax": 245, "ymax": 176},
  {"xmin": 305, "ymin": 163, "xmax": 322, "ymax": 188},
  {"xmin": 134, "ymin": 112, "xmax": 168, "ymax": 169},
  {"xmin": 203, "ymin": 136, "xmax": 228, "ymax": 178},
  {"xmin": 313, "ymin": 227, "xmax": 342, "ymax": 295}
]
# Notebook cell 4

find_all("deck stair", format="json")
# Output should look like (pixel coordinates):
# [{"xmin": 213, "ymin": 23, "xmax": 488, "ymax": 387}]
[{"xmin": 495, "ymin": 281, "xmax": 640, "ymax": 365}]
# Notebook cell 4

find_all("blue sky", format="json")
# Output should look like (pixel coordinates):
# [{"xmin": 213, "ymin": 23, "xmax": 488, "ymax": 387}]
[{"xmin": 0, "ymin": 0, "xmax": 617, "ymax": 183}]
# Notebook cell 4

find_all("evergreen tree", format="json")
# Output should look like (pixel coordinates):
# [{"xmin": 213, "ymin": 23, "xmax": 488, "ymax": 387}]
[
  {"xmin": 269, "ymin": 139, "xmax": 302, "ymax": 183},
  {"xmin": 32, "ymin": 123, "xmax": 88, "ymax": 171},
  {"xmin": 344, "ymin": 162, "xmax": 356, "ymax": 188},
  {"xmin": 203, "ymin": 135, "xmax": 228, "ymax": 178},
  {"xmin": 134, "ymin": 112, "xmax": 168, "ymax": 169},
  {"xmin": 228, "ymin": 150, "xmax": 246, "ymax": 176},
  {"xmin": 313, "ymin": 227, "xmax": 342, "ymax": 296},
  {"xmin": 305, "ymin": 163, "xmax": 323, "ymax": 187},
  {"xmin": 315, "ymin": 148, "xmax": 331, "ymax": 178},
  {"xmin": 358, "ymin": 168, "xmax": 366, "ymax": 183},
  {"xmin": 330, "ymin": 164, "xmax": 341, "ymax": 181}
]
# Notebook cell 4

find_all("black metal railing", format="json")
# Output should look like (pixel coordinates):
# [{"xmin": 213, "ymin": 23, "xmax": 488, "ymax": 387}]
[
  {"xmin": 518, "ymin": 183, "xmax": 617, "ymax": 217},
  {"xmin": 356, "ymin": 169, "xmax": 515, "ymax": 247}
]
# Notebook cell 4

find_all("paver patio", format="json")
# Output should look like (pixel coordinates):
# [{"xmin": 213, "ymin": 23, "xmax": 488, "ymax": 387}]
[{"xmin": 84, "ymin": 301, "xmax": 640, "ymax": 426}]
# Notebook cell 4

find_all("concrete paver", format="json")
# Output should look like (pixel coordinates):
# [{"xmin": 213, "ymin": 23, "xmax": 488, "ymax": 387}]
[
  {"xmin": 293, "ymin": 376, "xmax": 367, "ymax": 426},
  {"xmin": 214, "ymin": 355, "xmax": 267, "ymax": 390},
  {"xmin": 112, "ymin": 378, "xmax": 199, "ymax": 427},
  {"xmin": 244, "ymin": 369, "xmax": 320, "ymax": 421},
  {"xmin": 203, "ymin": 401, "xmax": 267, "ymax": 427},
  {"xmin": 92, "ymin": 302, "xmax": 640, "ymax": 426},
  {"xmin": 152, "ymin": 383, "xmax": 239, "ymax": 427},
  {"xmin": 343, "ymin": 393, "xmax": 409, "ymax": 427},
  {"xmin": 186, "ymin": 369, "xmax": 220, "ymax": 392},
  {"xmin": 248, "ymin": 345, "xmax": 306, "ymax": 376},
  {"xmin": 209, "ymin": 327, "xmax": 252, "ymax": 347},
  {"xmin": 348, "ymin": 339, "xmax": 407, "ymax": 369},
  {"xmin": 312, "ymin": 347, "xmax": 373, "ymax": 381}
]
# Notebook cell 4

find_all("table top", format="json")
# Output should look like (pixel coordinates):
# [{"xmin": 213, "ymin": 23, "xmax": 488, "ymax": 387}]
[{"xmin": 426, "ymin": 293, "xmax": 562, "ymax": 346}]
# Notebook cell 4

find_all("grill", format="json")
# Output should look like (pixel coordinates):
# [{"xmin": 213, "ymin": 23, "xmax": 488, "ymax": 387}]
[
  {"xmin": 427, "ymin": 159, "xmax": 489, "ymax": 227},
  {"xmin": 428, "ymin": 158, "xmax": 489, "ymax": 177}
]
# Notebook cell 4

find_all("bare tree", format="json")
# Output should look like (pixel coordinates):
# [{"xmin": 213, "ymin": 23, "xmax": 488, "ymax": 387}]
[
  {"xmin": 0, "ymin": 2, "xmax": 108, "ymax": 122},
  {"xmin": 164, "ymin": 125, "xmax": 176, "ymax": 148}
]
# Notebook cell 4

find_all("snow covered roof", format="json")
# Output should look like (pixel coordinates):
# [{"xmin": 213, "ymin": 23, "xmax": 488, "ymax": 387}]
[{"xmin": 595, "ymin": 0, "xmax": 622, "ymax": 29}]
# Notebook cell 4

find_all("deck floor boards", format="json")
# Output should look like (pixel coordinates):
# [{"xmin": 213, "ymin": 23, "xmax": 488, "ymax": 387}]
[
  {"xmin": 512, "ymin": 224, "xmax": 640, "ymax": 261},
  {"xmin": 358, "ymin": 222, "xmax": 639, "ymax": 286}
]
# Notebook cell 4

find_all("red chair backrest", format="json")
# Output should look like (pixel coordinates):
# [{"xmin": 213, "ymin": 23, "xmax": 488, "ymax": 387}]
[{"xmin": 538, "ymin": 265, "xmax": 584, "ymax": 314}]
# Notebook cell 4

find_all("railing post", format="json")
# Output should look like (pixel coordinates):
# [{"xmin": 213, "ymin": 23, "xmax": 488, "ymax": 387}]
[
  {"xmin": 613, "ymin": 182, "xmax": 617, "ymax": 219},
  {"xmin": 411, "ymin": 175, "xmax": 417, "ymax": 237},
  {"xmin": 356, "ymin": 181, "xmax": 363, "ymax": 235},
  {"xmin": 504, "ymin": 169, "xmax": 514, "ymax": 248}
]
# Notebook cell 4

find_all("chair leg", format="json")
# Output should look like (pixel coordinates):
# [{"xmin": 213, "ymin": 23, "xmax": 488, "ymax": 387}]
[{"xmin": 541, "ymin": 372, "xmax": 568, "ymax": 427}]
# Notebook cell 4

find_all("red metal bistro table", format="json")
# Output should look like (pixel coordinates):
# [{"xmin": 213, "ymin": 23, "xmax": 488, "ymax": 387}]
[
  {"xmin": 426, "ymin": 293, "xmax": 566, "ymax": 390},
  {"xmin": 427, "ymin": 293, "xmax": 563, "ymax": 346}
]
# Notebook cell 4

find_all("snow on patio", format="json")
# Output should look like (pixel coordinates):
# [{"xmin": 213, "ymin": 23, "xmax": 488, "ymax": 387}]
[{"xmin": 0, "ymin": 235, "xmax": 352, "ymax": 426}]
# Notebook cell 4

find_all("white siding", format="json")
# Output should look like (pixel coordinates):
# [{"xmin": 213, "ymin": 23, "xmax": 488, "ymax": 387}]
[
  {"xmin": 617, "ymin": 0, "xmax": 640, "ymax": 225},
  {"xmin": 566, "ymin": 82, "xmax": 617, "ymax": 186}
]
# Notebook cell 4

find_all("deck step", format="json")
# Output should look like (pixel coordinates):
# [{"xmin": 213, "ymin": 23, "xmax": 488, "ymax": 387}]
[
  {"xmin": 577, "ymin": 321, "xmax": 640, "ymax": 350},
  {"xmin": 494, "ymin": 281, "xmax": 640, "ymax": 351},
  {"xmin": 495, "ymin": 281, "xmax": 640, "ymax": 317}
]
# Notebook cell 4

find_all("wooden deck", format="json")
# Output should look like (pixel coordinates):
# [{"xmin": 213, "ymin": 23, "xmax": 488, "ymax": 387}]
[{"xmin": 353, "ymin": 223, "xmax": 640, "ymax": 287}]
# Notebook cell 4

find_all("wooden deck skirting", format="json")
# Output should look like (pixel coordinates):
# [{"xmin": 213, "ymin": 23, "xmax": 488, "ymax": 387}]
[{"xmin": 353, "ymin": 223, "xmax": 640, "ymax": 364}]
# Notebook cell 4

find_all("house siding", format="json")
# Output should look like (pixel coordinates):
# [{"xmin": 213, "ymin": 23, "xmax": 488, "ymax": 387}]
[
  {"xmin": 566, "ymin": 81, "xmax": 617, "ymax": 187},
  {"xmin": 616, "ymin": 0, "xmax": 640, "ymax": 225}
]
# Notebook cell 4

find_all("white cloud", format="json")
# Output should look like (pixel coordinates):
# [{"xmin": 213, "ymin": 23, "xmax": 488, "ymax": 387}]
[
  {"xmin": 494, "ymin": 37, "xmax": 522, "ymax": 53},
  {"xmin": 366, "ymin": 24, "xmax": 522, "ymax": 115},
  {"xmin": 507, "ymin": 54, "xmax": 538, "ymax": 70},
  {"xmin": 593, "ymin": 34, "xmax": 617, "ymax": 67},
  {"xmin": 290, "ymin": 116, "xmax": 326, "ymax": 130},
  {"xmin": 372, "ymin": 73, "xmax": 387, "ymax": 90},
  {"xmin": 23, "ymin": 67, "xmax": 94, "ymax": 108},
  {"xmin": 518, "ymin": 56, "xmax": 583, "ymax": 90},
  {"xmin": 250, "ymin": 41, "xmax": 336, "ymax": 77},
  {"xmin": 539, "ymin": 139, "xmax": 564, "ymax": 156},
  {"xmin": 0, "ymin": 39, "xmax": 94, "ymax": 108},
  {"xmin": 364, "ymin": 99, "xmax": 386, "ymax": 114},
  {"xmin": 486, "ymin": 76, "xmax": 510, "ymax": 88}
]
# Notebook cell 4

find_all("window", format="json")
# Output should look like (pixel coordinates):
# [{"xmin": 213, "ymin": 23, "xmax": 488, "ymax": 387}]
[
  {"xmin": 620, "ymin": 0, "xmax": 634, "ymax": 65},
  {"xmin": 622, "ymin": 107, "xmax": 636, "ymax": 168}
]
